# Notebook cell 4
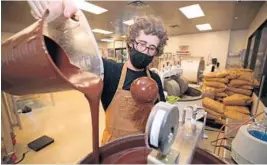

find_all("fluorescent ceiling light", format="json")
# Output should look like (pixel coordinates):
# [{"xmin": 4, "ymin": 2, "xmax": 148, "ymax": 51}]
[
  {"xmin": 196, "ymin": 23, "xmax": 212, "ymax": 31},
  {"xmin": 75, "ymin": 0, "xmax": 107, "ymax": 15},
  {"xmin": 179, "ymin": 4, "xmax": 204, "ymax": 19},
  {"xmin": 101, "ymin": 39, "xmax": 114, "ymax": 42},
  {"xmin": 123, "ymin": 19, "xmax": 134, "ymax": 26},
  {"xmin": 92, "ymin": 29, "xmax": 113, "ymax": 34}
]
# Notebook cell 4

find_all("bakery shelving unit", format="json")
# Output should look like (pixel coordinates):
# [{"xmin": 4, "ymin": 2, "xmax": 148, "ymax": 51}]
[{"xmin": 226, "ymin": 49, "xmax": 246, "ymax": 69}]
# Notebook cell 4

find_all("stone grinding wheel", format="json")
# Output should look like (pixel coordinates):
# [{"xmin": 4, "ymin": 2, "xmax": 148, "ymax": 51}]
[
  {"xmin": 130, "ymin": 77, "xmax": 158, "ymax": 104},
  {"xmin": 173, "ymin": 75, "xmax": 189, "ymax": 95},
  {"xmin": 145, "ymin": 102, "xmax": 179, "ymax": 155},
  {"xmin": 164, "ymin": 79, "xmax": 181, "ymax": 97}
]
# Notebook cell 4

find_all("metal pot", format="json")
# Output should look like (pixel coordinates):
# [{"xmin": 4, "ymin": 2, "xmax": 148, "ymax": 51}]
[{"xmin": 79, "ymin": 134, "xmax": 226, "ymax": 164}]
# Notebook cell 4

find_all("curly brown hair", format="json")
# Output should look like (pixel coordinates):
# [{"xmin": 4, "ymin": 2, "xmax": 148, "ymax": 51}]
[{"xmin": 126, "ymin": 15, "xmax": 168, "ymax": 56}]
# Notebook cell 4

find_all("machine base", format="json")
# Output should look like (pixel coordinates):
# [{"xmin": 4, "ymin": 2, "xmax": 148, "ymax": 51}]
[
  {"xmin": 231, "ymin": 148, "xmax": 252, "ymax": 164},
  {"xmin": 147, "ymin": 149, "xmax": 180, "ymax": 164}
]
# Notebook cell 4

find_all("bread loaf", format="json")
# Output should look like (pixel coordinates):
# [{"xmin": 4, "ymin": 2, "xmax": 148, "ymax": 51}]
[
  {"xmin": 202, "ymin": 85, "xmax": 226, "ymax": 93},
  {"xmin": 215, "ymin": 92, "xmax": 228, "ymax": 97},
  {"xmin": 229, "ymin": 79, "xmax": 253, "ymax": 86},
  {"xmin": 223, "ymin": 94, "xmax": 253, "ymax": 106},
  {"xmin": 204, "ymin": 71, "xmax": 229, "ymax": 78},
  {"xmin": 204, "ymin": 80, "xmax": 227, "ymax": 88},
  {"xmin": 214, "ymin": 87, "xmax": 227, "ymax": 93},
  {"xmin": 224, "ymin": 109, "xmax": 250, "ymax": 120},
  {"xmin": 228, "ymin": 84, "xmax": 253, "ymax": 90},
  {"xmin": 204, "ymin": 72, "xmax": 217, "ymax": 78},
  {"xmin": 225, "ymin": 90, "xmax": 235, "ymax": 96},
  {"xmin": 238, "ymin": 72, "xmax": 253, "ymax": 82},
  {"xmin": 204, "ymin": 108, "xmax": 225, "ymax": 118},
  {"xmin": 204, "ymin": 77, "xmax": 229, "ymax": 83},
  {"xmin": 201, "ymin": 85, "xmax": 215, "ymax": 99},
  {"xmin": 226, "ymin": 70, "xmax": 239, "ymax": 79},
  {"xmin": 225, "ymin": 106, "xmax": 250, "ymax": 114},
  {"xmin": 240, "ymin": 85, "xmax": 253, "ymax": 90},
  {"xmin": 202, "ymin": 97, "xmax": 225, "ymax": 114},
  {"xmin": 227, "ymin": 86, "xmax": 252, "ymax": 96}
]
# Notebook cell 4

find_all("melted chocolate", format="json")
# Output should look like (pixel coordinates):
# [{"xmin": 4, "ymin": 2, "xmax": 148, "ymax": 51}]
[
  {"xmin": 79, "ymin": 134, "xmax": 150, "ymax": 164},
  {"xmin": 79, "ymin": 134, "xmax": 226, "ymax": 164},
  {"xmin": 44, "ymin": 36, "xmax": 102, "ymax": 163},
  {"xmin": 102, "ymin": 147, "xmax": 150, "ymax": 164}
]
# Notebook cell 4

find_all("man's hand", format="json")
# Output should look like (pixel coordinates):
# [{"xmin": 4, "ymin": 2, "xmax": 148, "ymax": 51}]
[{"xmin": 27, "ymin": 0, "xmax": 78, "ymax": 22}]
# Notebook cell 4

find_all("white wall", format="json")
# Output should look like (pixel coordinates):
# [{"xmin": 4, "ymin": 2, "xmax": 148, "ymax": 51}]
[
  {"xmin": 165, "ymin": 30, "xmax": 231, "ymax": 69},
  {"xmin": 248, "ymin": 2, "xmax": 267, "ymax": 38},
  {"xmin": 228, "ymin": 29, "xmax": 248, "ymax": 53}
]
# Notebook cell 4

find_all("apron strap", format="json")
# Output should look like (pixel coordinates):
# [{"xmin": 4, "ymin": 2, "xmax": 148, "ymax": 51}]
[
  {"xmin": 117, "ymin": 63, "xmax": 128, "ymax": 90},
  {"xmin": 146, "ymin": 69, "xmax": 151, "ymax": 78},
  {"xmin": 146, "ymin": 68, "xmax": 161, "ymax": 102}
]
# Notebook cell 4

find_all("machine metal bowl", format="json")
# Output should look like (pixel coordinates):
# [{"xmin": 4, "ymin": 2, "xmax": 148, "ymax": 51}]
[
  {"xmin": 175, "ymin": 86, "xmax": 204, "ymax": 122},
  {"xmin": 79, "ymin": 134, "xmax": 226, "ymax": 164}
]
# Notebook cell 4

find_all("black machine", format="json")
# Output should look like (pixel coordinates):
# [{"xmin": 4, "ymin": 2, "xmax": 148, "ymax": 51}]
[{"xmin": 211, "ymin": 58, "xmax": 220, "ymax": 72}]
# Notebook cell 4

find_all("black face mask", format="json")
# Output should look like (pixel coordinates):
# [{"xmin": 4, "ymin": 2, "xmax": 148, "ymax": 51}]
[{"xmin": 129, "ymin": 47, "xmax": 154, "ymax": 69}]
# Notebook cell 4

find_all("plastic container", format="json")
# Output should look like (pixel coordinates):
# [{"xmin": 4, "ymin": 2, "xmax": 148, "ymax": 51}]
[
  {"xmin": 248, "ymin": 122, "xmax": 267, "ymax": 142},
  {"xmin": 1, "ymin": 10, "xmax": 103, "ymax": 96}
]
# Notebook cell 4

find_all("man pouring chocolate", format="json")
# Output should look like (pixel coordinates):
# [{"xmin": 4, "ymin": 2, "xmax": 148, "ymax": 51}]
[{"xmin": 28, "ymin": 0, "xmax": 168, "ymax": 144}]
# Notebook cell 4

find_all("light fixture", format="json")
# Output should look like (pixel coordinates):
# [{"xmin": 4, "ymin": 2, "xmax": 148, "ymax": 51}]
[
  {"xmin": 196, "ymin": 23, "xmax": 212, "ymax": 31},
  {"xmin": 121, "ymin": 35, "xmax": 126, "ymax": 38},
  {"xmin": 75, "ymin": 0, "xmax": 107, "ymax": 15},
  {"xmin": 101, "ymin": 39, "xmax": 114, "ymax": 42},
  {"xmin": 123, "ymin": 19, "xmax": 134, "ymax": 26},
  {"xmin": 179, "ymin": 4, "xmax": 205, "ymax": 19},
  {"xmin": 92, "ymin": 29, "xmax": 113, "ymax": 34}
]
